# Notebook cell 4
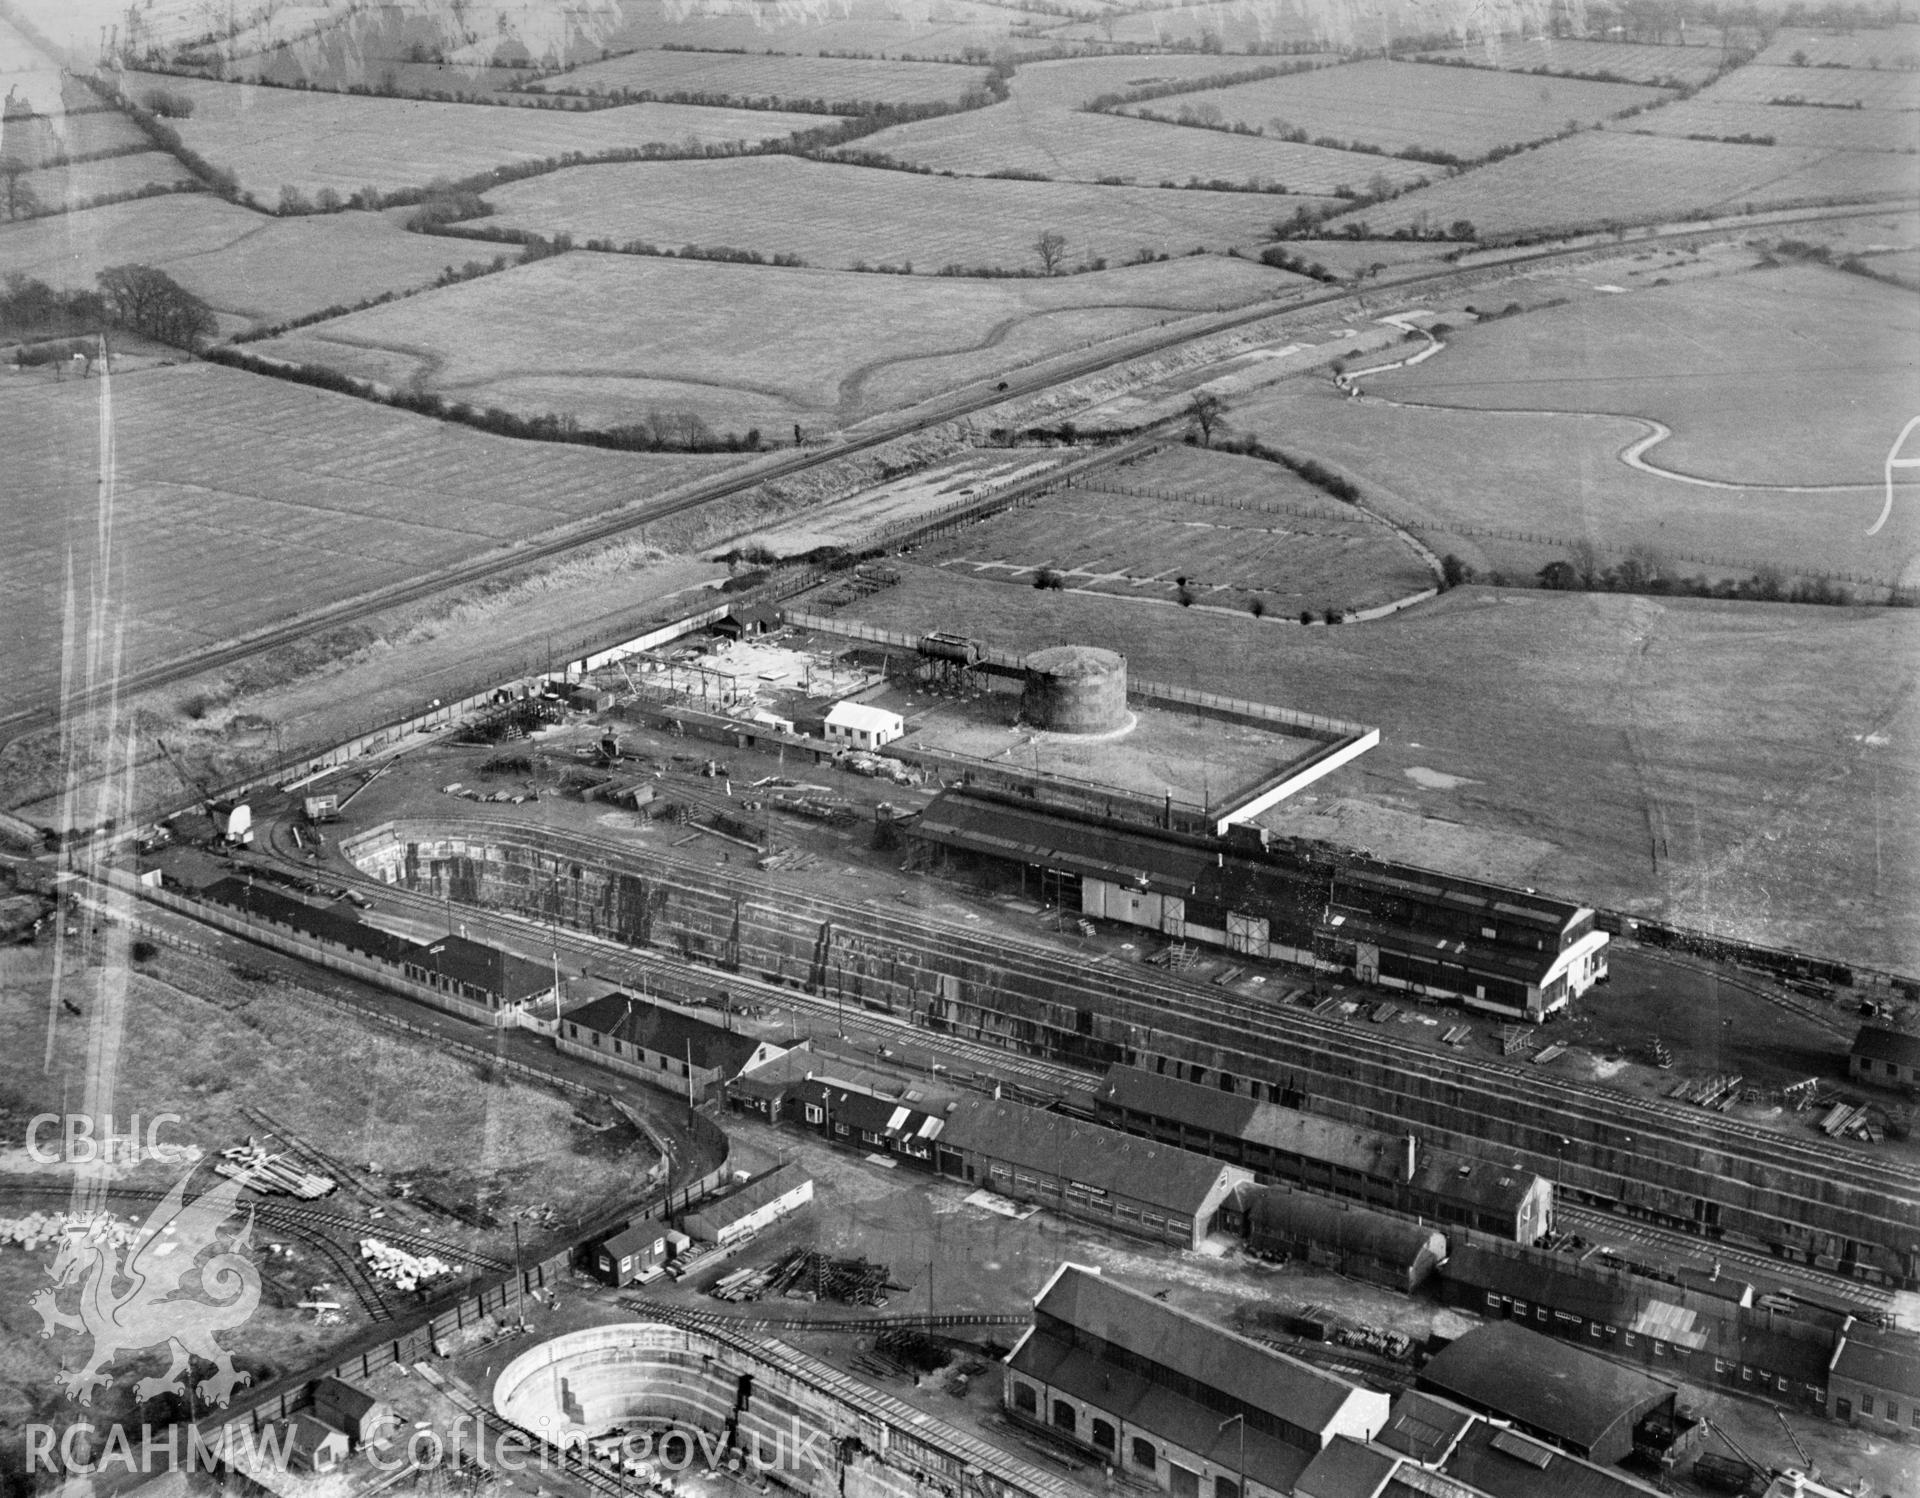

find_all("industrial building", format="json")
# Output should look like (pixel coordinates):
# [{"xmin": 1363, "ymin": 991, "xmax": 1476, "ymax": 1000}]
[
  {"xmin": 309, "ymin": 1376, "xmax": 393, "ymax": 1447},
  {"xmin": 1826, "ymin": 1319, "xmax": 1920, "ymax": 1434},
  {"xmin": 1847, "ymin": 1024, "xmax": 1920, "ymax": 1091},
  {"xmin": 1416, "ymin": 1322, "xmax": 1688, "ymax": 1467},
  {"xmin": 823, "ymin": 700, "xmax": 904, "ymax": 749},
  {"xmin": 730, "ymin": 1048, "xmax": 957, "ymax": 1167},
  {"xmin": 914, "ymin": 789, "xmax": 1607, "ymax": 1020},
  {"xmin": 937, "ymin": 1096, "xmax": 1252, "ymax": 1250},
  {"xmin": 680, "ymin": 1163, "xmax": 814, "ymax": 1246},
  {"xmin": 1240, "ymin": 1186, "xmax": 1447, "ymax": 1292},
  {"xmin": 558, "ymin": 992, "xmax": 789, "ymax": 1100},
  {"xmin": 1004, "ymin": 1264, "xmax": 1389, "ymax": 1498},
  {"xmin": 1438, "ymin": 1234, "xmax": 1845, "ymax": 1411},
  {"xmin": 593, "ymin": 1219, "xmax": 674, "ymax": 1287},
  {"xmin": 1097, "ymin": 1065, "xmax": 1553, "ymax": 1244}
]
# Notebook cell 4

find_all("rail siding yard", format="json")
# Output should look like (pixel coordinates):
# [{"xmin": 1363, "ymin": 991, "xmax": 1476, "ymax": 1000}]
[{"xmin": 6, "ymin": 6, "xmax": 1920, "ymax": 1496}]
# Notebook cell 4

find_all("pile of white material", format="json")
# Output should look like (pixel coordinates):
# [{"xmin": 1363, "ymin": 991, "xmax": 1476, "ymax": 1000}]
[
  {"xmin": 359, "ymin": 1236, "xmax": 458, "ymax": 1291},
  {"xmin": 0, "ymin": 1210, "xmax": 139, "ymax": 1253}
]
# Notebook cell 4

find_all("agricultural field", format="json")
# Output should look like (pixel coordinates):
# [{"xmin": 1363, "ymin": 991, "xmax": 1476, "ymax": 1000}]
[
  {"xmin": 539, "ymin": 49, "xmax": 990, "ymax": 107},
  {"xmin": 1368, "ymin": 263, "xmax": 1920, "ymax": 488},
  {"xmin": 0, "ymin": 361, "xmax": 731, "ymax": 703},
  {"xmin": 37, "ymin": 99, "xmax": 150, "ymax": 160},
  {"xmin": 1346, "ymin": 132, "xmax": 1919, "ymax": 239},
  {"xmin": 258, "ymin": 250, "xmax": 1290, "ymax": 434},
  {"xmin": 1003, "ymin": 51, "xmax": 1333, "ymax": 110},
  {"xmin": 0, "ymin": 195, "xmax": 493, "ymax": 329},
  {"xmin": 1756, "ymin": 23, "xmax": 1920, "ymax": 70},
  {"xmin": 833, "ymin": 567, "xmax": 1920, "ymax": 972},
  {"xmin": 113, "ymin": 70, "xmax": 833, "ymax": 199},
  {"xmin": 12, "ymin": 153, "xmax": 200, "ymax": 212},
  {"xmin": 1227, "ymin": 383, "xmax": 1917, "ymax": 595},
  {"xmin": 1410, "ymin": 38, "xmax": 1727, "ymax": 86},
  {"xmin": 848, "ymin": 100, "xmax": 1426, "ymax": 193},
  {"xmin": 1620, "ymin": 97, "xmax": 1920, "ymax": 153},
  {"xmin": 1045, "ymin": 0, "xmax": 1349, "ymax": 49},
  {"xmin": 909, "ymin": 444, "xmax": 1432, "ymax": 614},
  {"xmin": 481, "ymin": 156, "xmax": 1321, "ymax": 273},
  {"xmin": 582, "ymin": 0, "xmax": 1065, "ymax": 61},
  {"xmin": 1116, "ymin": 58, "xmax": 1671, "ymax": 158},
  {"xmin": 1699, "ymin": 62, "xmax": 1920, "ymax": 108}
]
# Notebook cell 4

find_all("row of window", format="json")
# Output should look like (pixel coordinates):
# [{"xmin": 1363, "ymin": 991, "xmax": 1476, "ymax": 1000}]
[
  {"xmin": 1009, "ymin": 1382, "xmax": 1239, "ymax": 1498},
  {"xmin": 1842, "ymin": 1389, "xmax": 1920, "ymax": 1429},
  {"xmin": 571, "ymin": 1026, "xmax": 690, "ymax": 1074}
]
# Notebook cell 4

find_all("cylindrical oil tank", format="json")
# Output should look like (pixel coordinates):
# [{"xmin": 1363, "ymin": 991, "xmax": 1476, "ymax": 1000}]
[
  {"xmin": 1021, "ymin": 645, "xmax": 1127, "ymax": 733},
  {"xmin": 917, "ymin": 631, "xmax": 983, "ymax": 666}
]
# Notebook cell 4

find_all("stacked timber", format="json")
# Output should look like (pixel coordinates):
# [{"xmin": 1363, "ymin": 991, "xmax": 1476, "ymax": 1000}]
[{"xmin": 215, "ymin": 1141, "xmax": 336, "ymax": 1199}]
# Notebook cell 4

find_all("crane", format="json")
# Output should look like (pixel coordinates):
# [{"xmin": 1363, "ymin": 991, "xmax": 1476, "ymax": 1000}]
[
  {"xmin": 155, "ymin": 738, "xmax": 251, "ymax": 846},
  {"xmin": 1773, "ymin": 1408, "xmax": 1813, "ymax": 1474}
]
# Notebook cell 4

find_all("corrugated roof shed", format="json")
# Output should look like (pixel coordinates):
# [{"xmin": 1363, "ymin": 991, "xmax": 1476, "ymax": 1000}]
[
  {"xmin": 1376, "ymin": 1392, "xmax": 1475, "ymax": 1465},
  {"xmin": 604, "ymin": 1220, "xmax": 667, "ymax": 1258},
  {"xmin": 1418, "ymin": 1323, "xmax": 1676, "ymax": 1459},
  {"xmin": 1833, "ymin": 1324, "xmax": 1920, "ymax": 1397},
  {"xmin": 1247, "ymin": 1188, "xmax": 1444, "ymax": 1269},
  {"xmin": 1850, "ymin": 1026, "xmax": 1920, "ymax": 1069},
  {"xmin": 682, "ymin": 1164, "xmax": 810, "ymax": 1238},
  {"xmin": 568, "ymin": 992, "xmax": 763, "ymax": 1074},
  {"xmin": 1035, "ymin": 1266, "xmax": 1369, "ymax": 1440},
  {"xmin": 1294, "ymin": 1436, "xmax": 1400, "ymax": 1498},
  {"xmin": 943, "ymin": 1096, "xmax": 1233, "ymax": 1215}
]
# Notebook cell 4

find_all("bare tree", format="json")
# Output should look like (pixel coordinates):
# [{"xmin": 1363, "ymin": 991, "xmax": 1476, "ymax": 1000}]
[
  {"xmin": 95, "ymin": 264, "xmax": 215, "ymax": 349},
  {"xmin": 1186, "ymin": 391, "xmax": 1227, "ymax": 447},
  {"xmin": 1033, "ymin": 229, "xmax": 1067, "ymax": 275}
]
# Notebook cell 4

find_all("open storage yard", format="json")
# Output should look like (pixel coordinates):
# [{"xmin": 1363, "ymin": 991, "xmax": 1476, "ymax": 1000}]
[
  {"xmin": 0, "ymin": 361, "xmax": 729, "ymax": 704},
  {"xmin": 1367, "ymin": 262, "xmax": 1920, "ymax": 488},
  {"xmin": 480, "ymin": 156, "xmax": 1320, "ymax": 272},
  {"xmin": 1411, "ymin": 38, "xmax": 1728, "ymax": 86},
  {"xmin": 258, "ymin": 250, "xmax": 1291, "ymax": 433},
  {"xmin": 0, "ymin": 195, "xmax": 491, "ymax": 329},
  {"xmin": 908, "ymin": 444, "xmax": 1431, "ymax": 614},
  {"xmin": 1117, "ymin": 58, "xmax": 1673, "ymax": 159},
  {"xmin": 111, "ymin": 70, "xmax": 834, "ymax": 199},
  {"xmin": 537, "ymin": 49, "xmax": 990, "ymax": 106},
  {"xmin": 831, "ymin": 569, "xmax": 1920, "ymax": 971},
  {"xmin": 1344, "ymin": 130, "xmax": 1919, "ymax": 238},
  {"xmin": 846, "ymin": 99, "xmax": 1419, "ymax": 194}
]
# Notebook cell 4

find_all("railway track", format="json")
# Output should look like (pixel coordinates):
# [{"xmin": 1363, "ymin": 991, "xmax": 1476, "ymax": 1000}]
[
  {"xmin": 10, "ymin": 201, "xmax": 1902, "ymax": 749},
  {"xmin": 378, "ymin": 819, "xmax": 1920, "ymax": 1258}
]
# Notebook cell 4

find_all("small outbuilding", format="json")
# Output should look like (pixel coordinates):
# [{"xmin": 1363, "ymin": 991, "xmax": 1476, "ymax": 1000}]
[
  {"xmin": 310, "ymin": 1374, "xmax": 394, "ymax": 1447},
  {"xmin": 681, "ymin": 1163, "xmax": 814, "ymax": 1246},
  {"xmin": 281, "ymin": 1413, "xmax": 350, "ymax": 1473},
  {"xmin": 824, "ymin": 701, "xmax": 903, "ymax": 750},
  {"xmin": 1848, "ymin": 1025, "xmax": 1920, "ymax": 1091},
  {"xmin": 594, "ymin": 1219, "xmax": 672, "ymax": 1287}
]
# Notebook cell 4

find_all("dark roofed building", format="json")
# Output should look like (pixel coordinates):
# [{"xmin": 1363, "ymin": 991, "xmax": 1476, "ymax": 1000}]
[
  {"xmin": 561, "ymin": 993, "xmax": 787, "ymax": 1100},
  {"xmin": 1375, "ymin": 1391, "xmax": 1474, "ymax": 1467},
  {"xmin": 1098, "ymin": 1066, "xmax": 1552, "ymax": 1244},
  {"xmin": 1435, "ymin": 1413, "xmax": 1669, "ymax": 1498},
  {"xmin": 939, "ymin": 1096, "xmax": 1250, "ymax": 1250},
  {"xmin": 1848, "ymin": 1025, "xmax": 1920, "ymax": 1091},
  {"xmin": 1292, "ymin": 1436, "xmax": 1400, "ymax": 1498},
  {"xmin": 594, "ymin": 1219, "xmax": 671, "ymax": 1286},
  {"xmin": 1006, "ymin": 1265, "xmax": 1388, "ymax": 1498},
  {"xmin": 310, "ymin": 1375, "xmax": 393, "ymax": 1447},
  {"xmin": 1828, "ymin": 1321, "xmax": 1920, "ymax": 1435},
  {"xmin": 1417, "ymin": 1322, "xmax": 1679, "ymax": 1465},
  {"xmin": 1242, "ymin": 1186, "xmax": 1447, "ymax": 1292}
]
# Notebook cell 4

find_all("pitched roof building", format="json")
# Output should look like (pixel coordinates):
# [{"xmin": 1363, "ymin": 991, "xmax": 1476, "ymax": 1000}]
[
  {"xmin": 561, "ymin": 992, "xmax": 787, "ymax": 1099},
  {"xmin": 1848, "ymin": 1025, "xmax": 1920, "ymax": 1090}
]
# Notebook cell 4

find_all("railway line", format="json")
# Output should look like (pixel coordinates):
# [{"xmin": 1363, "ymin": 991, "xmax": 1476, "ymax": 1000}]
[
  {"xmin": 9, "ymin": 202, "xmax": 1902, "ymax": 751},
  {"xmin": 364, "ymin": 818, "xmax": 1920, "ymax": 1268}
]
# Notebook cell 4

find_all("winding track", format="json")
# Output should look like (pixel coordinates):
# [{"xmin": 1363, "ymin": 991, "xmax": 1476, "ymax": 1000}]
[{"xmin": 8, "ymin": 203, "xmax": 1903, "ymax": 747}]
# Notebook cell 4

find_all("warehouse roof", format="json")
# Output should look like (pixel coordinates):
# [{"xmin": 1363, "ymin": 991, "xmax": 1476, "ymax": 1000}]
[
  {"xmin": 1850, "ymin": 1025, "xmax": 1920, "ymax": 1069},
  {"xmin": 567, "ymin": 993, "xmax": 766, "ymax": 1074},
  {"xmin": 943, "ymin": 1097, "xmax": 1240, "ymax": 1217},
  {"xmin": 1447, "ymin": 1239, "xmax": 1735, "ymax": 1351},
  {"xmin": 682, "ymin": 1164, "xmax": 810, "ymax": 1237},
  {"xmin": 1247, "ymin": 1188, "xmax": 1444, "ymax": 1269},
  {"xmin": 1832, "ymin": 1324, "xmax": 1920, "ymax": 1397},
  {"xmin": 1375, "ymin": 1392, "xmax": 1475, "ymax": 1465},
  {"xmin": 1294, "ymin": 1437, "xmax": 1400, "ymax": 1498},
  {"xmin": 1418, "ymin": 1323, "xmax": 1676, "ymax": 1457},
  {"xmin": 1034, "ymin": 1265, "xmax": 1371, "ymax": 1441},
  {"xmin": 1437, "ymin": 1417, "xmax": 1667, "ymax": 1498}
]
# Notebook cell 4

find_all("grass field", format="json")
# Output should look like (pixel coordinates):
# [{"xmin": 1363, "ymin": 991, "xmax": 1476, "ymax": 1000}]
[
  {"xmin": 1003, "ymin": 51, "xmax": 1333, "ymax": 109},
  {"xmin": 14, "ymin": 152, "xmax": 199, "ymax": 211},
  {"xmin": 1621, "ymin": 97, "xmax": 1920, "ymax": 153},
  {"xmin": 259, "ymin": 250, "xmax": 1291, "ymax": 432},
  {"xmin": 833, "ymin": 569, "xmax": 1920, "ymax": 971},
  {"xmin": 39, "ymin": 101, "xmax": 149, "ymax": 159},
  {"xmin": 1346, "ymin": 132, "xmax": 1919, "ymax": 238},
  {"xmin": 849, "ymin": 100, "xmax": 1425, "ymax": 193},
  {"xmin": 116, "ymin": 69, "xmax": 833, "ymax": 198},
  {"xmin": 1411, "ymin": 38, "xmax": 1726, "ymax": 86},
  {"xmin": 1368, "ymin": 263, "xmax": 1919, "ymax": 487},
  {"xmin": 910, "ymin": 444, "xmax": 1431, "ymax": 613},
  {"xmin": 579, "ymin": 0, "xmax": 1059, "ymax": 60},
  {"xmin": 1699, "ymin": 62, "xmax": 1920, "ymax": 108},
  {"xmin": 1756, "ymin": 23, "xmax": 1920, "ymax": 70},
  {"xmin": 1227, "ymin": 382, "xmax": 1919, "ymax": 594},
  {"xmin": 0, "ymin": 361, "xmax": 731, "ymax": 706},
  {"xmin": 1118, "ymin": 59, "xmax": 1671, "ymax": 159},
  {"xmin": 0, "ymin": 196, "xmax": 493, "ymax": 328},
  {"xmin": 481, "ymin": 155, "xmax": 1322, "ymax": 272},
  {"xmin": 541, "ymin": 49, "xmax": 989, "ymax": 106}
]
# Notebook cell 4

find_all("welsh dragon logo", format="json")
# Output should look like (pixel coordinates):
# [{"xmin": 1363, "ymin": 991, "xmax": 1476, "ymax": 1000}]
[{"xmin": 30, "ymin": 1168, "xmax": 260, "ymax": 1407}]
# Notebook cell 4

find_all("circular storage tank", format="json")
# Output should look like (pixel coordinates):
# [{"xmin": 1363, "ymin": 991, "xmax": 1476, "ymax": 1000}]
[{"xmin": 1020, "ymin": 645, "xmax": 1127, "ymax": 734}]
